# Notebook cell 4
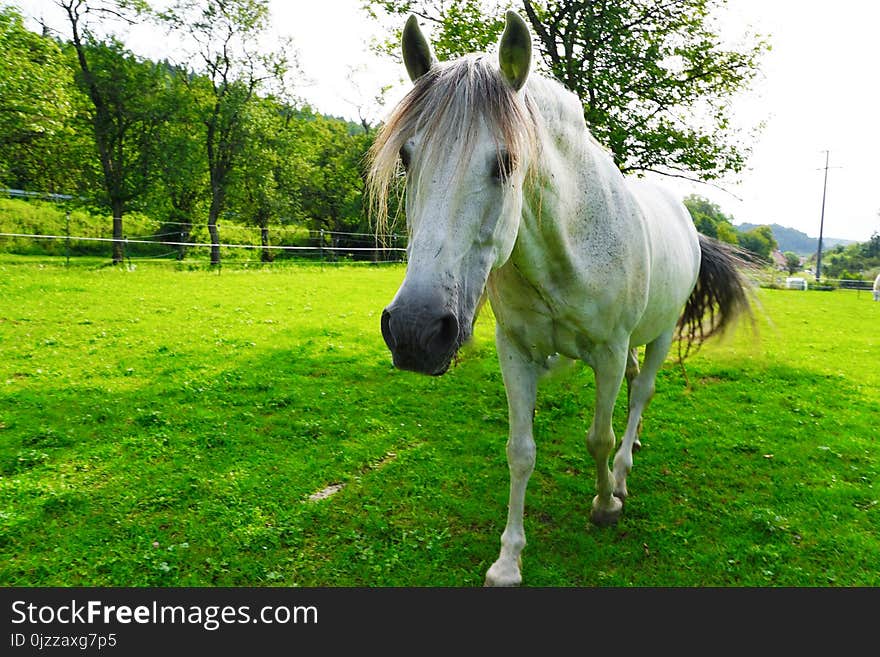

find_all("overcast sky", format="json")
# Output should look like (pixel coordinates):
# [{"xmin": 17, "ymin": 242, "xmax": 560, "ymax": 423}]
[{"xmin": 16, "ymin": 0, "xmax": 880, "ymax": 242}]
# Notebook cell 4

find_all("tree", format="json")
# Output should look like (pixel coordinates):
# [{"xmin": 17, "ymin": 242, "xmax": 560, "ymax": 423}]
[
  {"xmin": 366, "ymin": 0, "xmax": 767, "ymax": 181},
  {"xmin": 683, "ymin": 194, "xmax": 738, "ymax": 245},
  {"xmin": 159, "ymin": 0, "xmax": 293, "ymax": 266},
  {"xmin": 861, "ymin": 230, "xmax": 880, "ymax": 259},
  {"xmin": 296, "ymin": 114, "xmax": 372, "ymax": 239},
  {"xmin": 146, "ymin": 62, "xmax": 209, "ymax": 260},
  {"xmin": 56, "ymin": 0, "xmax": 169, "ymax": 263},
  {"xmin": 783, "ymin": 251, "xmax": 800, "ymax": 275},
  {"xmin": 0, "ymin": 7, "xmax": 72, "ymax": 151},
  {"xmin": 0, "ymin": 8, "xmax": 94, "ymax": 195},
  {"xmin": 226, "ymin": 97, "xmax": 294, "ymax": 263},
  {"xmin": 738, "ymin": 224, "xmax": 776, "ymax": 262},
  {"xmin": 819, "ymin": 237, "xmax": 880, "ymax": 280}
]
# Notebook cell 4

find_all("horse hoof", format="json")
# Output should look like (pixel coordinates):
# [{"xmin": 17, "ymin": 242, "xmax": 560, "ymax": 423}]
[
  {"xmin": 590, "ymin": 495, "xmax": 623, "ymax": 527},
  {"xmin": 633, "ymin": 439, "xmax": 642, "ymax": 452},
  {"xmin": 484, "ymin": 560, "xmax": 522, "ymax": 587}
]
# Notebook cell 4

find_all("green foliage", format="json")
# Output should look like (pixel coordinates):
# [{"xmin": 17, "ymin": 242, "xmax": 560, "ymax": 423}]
[
  {"xmin": 0, "ymin": 2, "xmax": 373, "ymax": 264},
  {"xmin": 75, "ymin": 40, "xmax": 172, "ymax": 209},
  {"xmin": 160, "ymin": 0, "xmax": 295, "ymax": 265},
  {"xmin": 738, "ymin": 225, "xmax": 777, "ymax": 262},
  {"xmin": 0, "ymin": 197, "xmax": 156, "ymax": 257},
  {"xmin": 368, "ymin": 0, "xmax": 504, "ymax": 62},
  {"xmin": 293, "ymin": 112, "xmax": 373, "ymax": 235},
  {"xmin": 53, "ymin": 0, "xmax": 176, "ymax": 261},
  {"xmin": 0, "ymin": 7, "xmax": 73, "ymax": 148},
  {"xmin": 738, "ymin": 222, "xmax": 853, "ymax": 256},
  {"xmin": 0, "ymin": 7, "xmax": 93, "ymax": 194},
  {"xmin": 366, "ymin": 0, "xmax": 768, "ymax": 181},
  {"xmin": 819, "ymin": 234, "xmax": 880, "ymax": 279},
  {"xmin": 683, "ymin": 194, "xmax": 738, "ymax": 245},
  {"xmin": 863, "ymin": 231, "xmax": 880, "ymax": 259},
  {"xmin": 783, "ymin": 251, "xmax": 801, "ymax": 275},
  {"xmin": 0, "ymin": 258, "xmax": 878, "ymax": 586},
  {"xmin": 684, "ymin": 193, "xmax": 779, "ymax": 262}
]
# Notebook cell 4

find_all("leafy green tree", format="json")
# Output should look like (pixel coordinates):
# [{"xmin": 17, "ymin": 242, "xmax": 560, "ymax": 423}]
[
  {"xmin": 0, "ymin": 7, "xmax": 72, "ymax": 151},
  {"xmin": 160, "ymin": 0, "xmax": 293, "ymax": 266},
  {"xmin": 295, "ymin": 114, "xmax": 371, "ymax": 238},
  {"xmin": 783, "ymin": 251, "xmax": 800, "ymax": 275},
  {"xmin": 819, "ymin": 238, "xmax": 880, "ymax": 279},
  {"xmin": 738, "ymin": 224, "xmax": 776, "ymax": 262},
  {"xmin": 226, "ymin": 97, "xmax": 297, "ymax": 262},
  {"xmin": 861, "ymin": 230, "xmax": 880, "ymax": 259},
  {"xmin": 57, "ymin": 0, "xmax": 169, "ymax": 263},
  {"xmin": 0, "ymin": 14, "xmax": 93, "ymax": 195},
  {"xmin": 716, "ymin": 221, "xmax": 739, "ymax": 246},
  {"xmin": 366, "ymin": 0, "xmax": 768, "ymax": 181},
  {"xmin": 145, "ymin": 62, "xmax": 209, "ymax": 260},
  {"xmin": 0, "ymin": 7, "xmax": 97, "ymax": 197},
  {"xmin": 683, "ymin": 194, "xmax": 738, "ymax": 245}
]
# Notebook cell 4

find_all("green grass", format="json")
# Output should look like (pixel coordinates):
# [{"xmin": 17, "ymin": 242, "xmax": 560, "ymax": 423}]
[{"xmin": 0, "ymin": 255, "xmax": 877, "ymax": 586}]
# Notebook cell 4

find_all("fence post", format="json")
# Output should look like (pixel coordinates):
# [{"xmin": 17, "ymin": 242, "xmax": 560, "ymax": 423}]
[
  {"xmin": 65, "ymin": 211, "xmax": 70, "ymax": 267},
  {"xmin": 319, "ymin": 229, "xmax": 324, "ymax": 268}
]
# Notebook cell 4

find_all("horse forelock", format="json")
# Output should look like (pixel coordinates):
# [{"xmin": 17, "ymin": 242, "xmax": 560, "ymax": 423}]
[{"xmin": 367, "ymin": 55, "xmax": 540, "ymax": 235}]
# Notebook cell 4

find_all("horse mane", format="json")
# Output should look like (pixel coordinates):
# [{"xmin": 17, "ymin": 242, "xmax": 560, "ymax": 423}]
[{"xmin": 367, "ymin": 54, "xmax": 541, "ymax": 235}]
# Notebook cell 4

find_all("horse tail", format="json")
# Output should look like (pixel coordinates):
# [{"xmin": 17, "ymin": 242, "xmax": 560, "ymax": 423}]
[{"xmin": 676, "ymin": 233, "xmax": 756, "ymax": 360}]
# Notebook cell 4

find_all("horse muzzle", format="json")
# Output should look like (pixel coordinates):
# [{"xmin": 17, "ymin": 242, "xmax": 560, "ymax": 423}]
[{"xmin": 381, "ymin": 303, "xmax": 461, "ymax": 376}]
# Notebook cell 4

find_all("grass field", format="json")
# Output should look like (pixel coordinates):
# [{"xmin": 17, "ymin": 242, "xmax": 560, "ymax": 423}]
[{"xmin": 0, "ymin": 255, "xmax": 878, "ymax": 586}]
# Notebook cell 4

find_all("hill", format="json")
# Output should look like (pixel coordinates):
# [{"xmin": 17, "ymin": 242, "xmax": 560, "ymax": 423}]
[{"xmin": 736, "ymin": 223, "xmax": 856, "ymax": 255}]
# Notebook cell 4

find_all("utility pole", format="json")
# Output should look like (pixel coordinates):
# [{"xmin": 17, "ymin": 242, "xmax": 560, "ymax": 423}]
[{"xmin": 815, "ymin": 150, "xmax": 830, "ymax": 281}]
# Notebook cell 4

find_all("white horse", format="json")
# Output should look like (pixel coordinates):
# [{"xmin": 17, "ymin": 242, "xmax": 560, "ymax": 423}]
[
  {"xmin": 873, "ymin": 272, "xmax": 880, "ymax": 301},
  {"xmin": 369, "ymin": 12, "xmax": 752, "ymax": 586}
]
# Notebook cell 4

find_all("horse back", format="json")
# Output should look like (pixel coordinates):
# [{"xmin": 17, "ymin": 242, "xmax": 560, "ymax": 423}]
[{"xmin": 625, "ymin": 178, "xmax": 701, "ymax": 346}]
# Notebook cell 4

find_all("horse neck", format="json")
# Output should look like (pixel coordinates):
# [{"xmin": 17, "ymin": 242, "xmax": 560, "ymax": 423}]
[{"xmin": 520, "ymin": 76, "xmax": 631, "ymax": 240}]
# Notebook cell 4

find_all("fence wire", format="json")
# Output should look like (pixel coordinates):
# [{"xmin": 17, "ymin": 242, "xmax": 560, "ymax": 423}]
[{"xmin": 0, "ymin": 230, "xmax": 407, "ymax": 265}]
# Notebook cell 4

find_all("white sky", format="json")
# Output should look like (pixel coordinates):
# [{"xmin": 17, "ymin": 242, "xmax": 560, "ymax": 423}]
[{"xmin": 15, "ymin": 0, "xmax": 880, "ymax": 242}]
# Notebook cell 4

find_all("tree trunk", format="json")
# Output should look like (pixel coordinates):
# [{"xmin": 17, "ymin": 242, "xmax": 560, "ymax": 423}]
[
  {"xmin": 111, "ymin": 197, "xmax": 124, "ymax": 264},
  {"xmin": 208, "ymin": 190, "xmax": 222, "ymax": 266},
  {"xmin": 260, "ymin": 226, "xmax": 273, "ymax": 263},
  {"xmin": 176, "ymin": 222, "xmax": 191, "ymax": 261},
  {"xmin": 208, "ymin": 217, "xmax": 220, "ymax": 266},
  {"xmin": 112, "ymin": 216, "xmax": 124, "ymax": 263}
]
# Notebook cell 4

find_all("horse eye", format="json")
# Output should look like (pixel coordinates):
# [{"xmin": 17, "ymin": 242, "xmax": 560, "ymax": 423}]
[
  {"xmin": 492, "ymin": 151, "xmax": 514, "ymax": 182},
  {"xmin": 399, "ymin": 146, "xmax": 412, "ymax": 171}
]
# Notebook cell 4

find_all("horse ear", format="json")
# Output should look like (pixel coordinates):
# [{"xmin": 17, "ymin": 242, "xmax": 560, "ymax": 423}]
[
  {"xmin": 498, "ymin": 10, "xmax": 532, "ymax": 91},
  {"xmin": 402, "ymin": 15, "xmax": 434, "ymax": 83}
]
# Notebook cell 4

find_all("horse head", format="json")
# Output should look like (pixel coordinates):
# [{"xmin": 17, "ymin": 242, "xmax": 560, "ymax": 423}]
[{"xmin": 370, "ymin": 12, "xmax": 538, "ymax": 375}]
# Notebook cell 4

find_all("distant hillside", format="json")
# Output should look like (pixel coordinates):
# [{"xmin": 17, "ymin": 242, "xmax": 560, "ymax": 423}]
[{"xmin": 736, "ymin": 223, "xmax": 856, "ymax": 255}]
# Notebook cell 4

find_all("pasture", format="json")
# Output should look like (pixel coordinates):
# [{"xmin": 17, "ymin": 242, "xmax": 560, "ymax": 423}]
[{"xmin": 0, "ymin": 256, "xmax": 877, "ymax": 586}]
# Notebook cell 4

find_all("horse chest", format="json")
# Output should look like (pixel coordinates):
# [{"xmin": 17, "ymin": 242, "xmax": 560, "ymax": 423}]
[{"xmin": 487, "ymin": 266, "xmax": 606, "ymax": 362}]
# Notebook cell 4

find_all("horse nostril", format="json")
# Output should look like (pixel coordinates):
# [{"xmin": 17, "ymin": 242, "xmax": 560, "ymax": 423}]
[
  {"xmin": 381, "ymin": 308, "xmax": 396, "ymax": 349},
  {"xmin": 427, "ymin": 312, "xmax": 459, "ymax": 356}
]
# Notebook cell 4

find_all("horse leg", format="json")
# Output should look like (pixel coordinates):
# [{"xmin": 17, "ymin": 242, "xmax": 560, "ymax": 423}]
[
  {"xmin": 485, "ymin": 327, "xmax": 539, "ymax": 587},
  {"xmin": 587, "ymin": 344, "xmax": 627, "ymax": 527},
  {"xmin": 613, "ymin": 329, "xmax": 674, "ymax": 500},
  {"xmin": 625, "ymin": 347, "xmax": 642, "ymax": 451}
]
